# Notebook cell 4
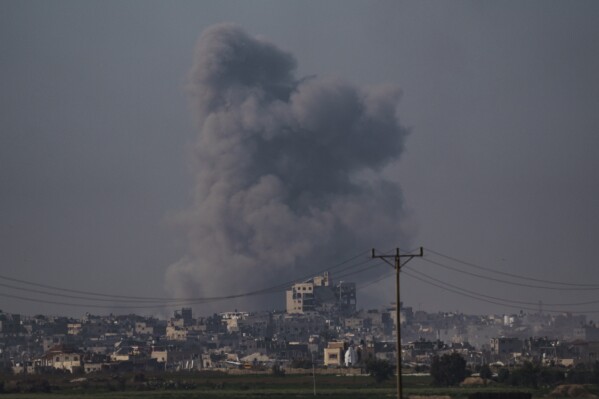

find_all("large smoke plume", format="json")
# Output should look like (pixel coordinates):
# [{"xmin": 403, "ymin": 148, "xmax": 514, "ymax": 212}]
[{"xmin": 165, "ymin": 24, "xmax": 410, "ymax": 310}]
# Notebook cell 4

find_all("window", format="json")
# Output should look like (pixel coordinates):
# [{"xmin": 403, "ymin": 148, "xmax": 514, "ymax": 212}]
[{"xmin": 56, "ymin": 357, "xmax": 59, "ymax": 362}]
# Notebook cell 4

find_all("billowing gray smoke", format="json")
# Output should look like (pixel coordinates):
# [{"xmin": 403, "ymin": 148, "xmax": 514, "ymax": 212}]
[{"xmin": 165, "ymin": 23, "xmax": 410, "ymax": 310}]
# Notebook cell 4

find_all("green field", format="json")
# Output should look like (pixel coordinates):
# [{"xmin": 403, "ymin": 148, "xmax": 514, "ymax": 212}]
[{"xmin": 0, "ymin": 372, "xmax": 593, "ymax": 398}]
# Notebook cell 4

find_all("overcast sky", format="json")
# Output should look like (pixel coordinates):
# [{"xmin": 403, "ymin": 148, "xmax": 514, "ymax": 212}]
[{"xmin": 1, "ymin": 1, "xmax": 599, "ymax": 318}]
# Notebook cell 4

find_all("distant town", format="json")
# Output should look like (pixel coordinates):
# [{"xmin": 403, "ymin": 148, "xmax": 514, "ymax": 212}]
[{"xmin": 2, "ymin": 271, "xmax": 598, "ymax": 375}]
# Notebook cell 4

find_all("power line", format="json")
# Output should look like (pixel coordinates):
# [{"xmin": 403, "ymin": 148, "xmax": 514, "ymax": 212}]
[
  {"xmin": 11, "ymin": 245, "xmax": 594, "ymax": 315},
  {"xmin": 402, "ymin": 269, "xmax": 599, "ymax": 315},
  {"xmin": 0, "ymin": 282, "xmax": 167, "ymax": 304},
  {"xmin": 354, "ymin": 248, "xmax": 599, "ymax": 314},
  {"xmin": 332, "ymin": 260, "xmax": 381, "ymax": 281},
  {"xmin": 0, "ymin": 292, "xmax": 186, "ymax": 310},
  {"xmin": 421, "ymin": 257, "xmax": 599, "ymax": 291},
  {"xmin": 426, "ymin": 247, "xmax": 599, "ymax": 288},
  {"xmin": 357, "ymin": 270, "xmax": 395, "ymax": 291},
  {"xmin": 404, "ymin": 266, "xmax": 599, "ymax": 308},
  {"xmin": 0, "ymin": 249, "xmax": 373, "ymax": 308}
]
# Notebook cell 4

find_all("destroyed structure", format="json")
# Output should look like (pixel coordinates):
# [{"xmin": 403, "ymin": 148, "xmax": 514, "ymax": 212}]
[{"xmin": 285, "ymin": 272, "xmax": 356, "ymax": 316}]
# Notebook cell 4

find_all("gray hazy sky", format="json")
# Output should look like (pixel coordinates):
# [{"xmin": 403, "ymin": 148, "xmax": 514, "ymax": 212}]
[{"xmin": 1, "ymin": 1, "xmax": 599, "ymax": 318}]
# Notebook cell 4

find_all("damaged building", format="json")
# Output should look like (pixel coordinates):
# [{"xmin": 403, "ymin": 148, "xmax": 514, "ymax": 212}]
[{"xmin": 285, "ymin": 272, "xmax": 356, "ymax": 316}]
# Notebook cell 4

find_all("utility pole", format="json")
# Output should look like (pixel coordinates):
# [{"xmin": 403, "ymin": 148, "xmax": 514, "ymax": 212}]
[
  {"xmin": 372, "ymin": 247, "xmax": 423, "ymax": 399},
  {"xmin": 311, "ymin": 350, "xmax": 316, "ymax": 396}
]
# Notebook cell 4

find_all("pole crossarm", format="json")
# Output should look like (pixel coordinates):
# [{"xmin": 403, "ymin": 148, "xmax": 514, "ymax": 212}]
[
  {"xmin": 371, "ymin": 246, "xmax": 424, "ymax": 399},
  {"xmin": 371, "ymin": 247, "xmax": 424, "ymax": 268}
]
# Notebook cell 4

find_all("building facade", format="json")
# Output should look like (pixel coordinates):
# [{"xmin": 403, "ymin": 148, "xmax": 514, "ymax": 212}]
[{"xmin": 286, "ymin": 272, "xmax": 356, "ymax": 315}]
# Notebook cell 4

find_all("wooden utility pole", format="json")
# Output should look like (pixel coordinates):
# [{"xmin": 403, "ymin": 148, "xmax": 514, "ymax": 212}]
[{"xmin": 372, "ymin": 247, "xmax": 423, "ymax": 399}]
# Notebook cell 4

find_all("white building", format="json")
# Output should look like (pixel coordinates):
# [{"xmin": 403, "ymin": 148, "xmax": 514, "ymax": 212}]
[{"xmin": 37, "ymin": 345, "xmax": 82, "ymax": 373}]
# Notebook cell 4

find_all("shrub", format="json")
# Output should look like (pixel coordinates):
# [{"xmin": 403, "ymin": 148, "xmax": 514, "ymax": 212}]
[
  {"xmin": 365, "ymin": 359, "xmax": 395, "ymax": 383},
  {"xmin": 479, "ymin": 364, "xmax": 493, "ymax": 380},
  {"xmin": 508, "ymin": 362, "xmax": 538, "ymax": 388},
  {"xmin": 497, "ymin": 368, "xmax": 510, "ymax": 383},
  {"xmin": 430, "ymin": 353, "xmax": 469, "ymax": 386}
]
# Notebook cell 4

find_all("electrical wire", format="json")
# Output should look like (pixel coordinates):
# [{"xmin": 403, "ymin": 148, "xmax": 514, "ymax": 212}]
[
  {"xmin": 10, "ymin": 245, "xmax": 594, "ymax": 315},
  {"xmin": 0, "ymin": 249, "xmax": 373, "ymax": 308},
  {"xmin": 403, "ymin": 266, "xmax": 599, "ymax": 308},
  {"xmin": 0, "ymin": 282, "xmax": 167, "ymax": 304},
  {"xmin": 402, "ymin": 269, "xmax": 599, "ymax": 315},
  {"xmin": 421, "ymin": 257, "xmax": 599, "ymax": 291},
  {"xmin": 426, "ymin": 247, "xmax": 599, "ymax": 288},
  {"xmin": 357, "ymin": 270, "xmax": 394, "ymax": 291},
  {"xmin": 353, "ymin": 248, "xmax": 599, "ymax": 314}
]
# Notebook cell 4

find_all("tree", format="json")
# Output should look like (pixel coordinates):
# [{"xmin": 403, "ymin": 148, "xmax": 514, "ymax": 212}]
[
  {"xmin": 365, "ymin": 359, "xmax": 395, "ymax": 383},
  {"xmin": 430, "ymin": 353, "xmax": 469, "ymax": 386},
  {"xmin": 479, "ymin": 364, "xmax": 493, "ymax": 380},
  {"xmin": 509, "ymin": 361, "xmax": 538, "ymax": 388},
  {"xmin": 497, "ymin": 367, "xmax": 510, "ymax": 383},
  {"xmin": 538, "ymin": 367, "xmax": 564, "ymax": 386}
]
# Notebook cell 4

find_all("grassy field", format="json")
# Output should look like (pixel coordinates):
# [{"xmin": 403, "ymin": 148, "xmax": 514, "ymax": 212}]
[
  {"xmin": 0, "ymin": 372, "xmax": 592, "ymax": 398},
  {"xmin": 2, "ymin": 372, "xmax": 394, "ymax": 398}
]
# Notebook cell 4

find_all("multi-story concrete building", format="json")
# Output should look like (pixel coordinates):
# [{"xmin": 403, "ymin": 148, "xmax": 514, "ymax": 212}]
[
  {"xmin": 286, "ymin": 272, "xmax": 356, "ymax": 315},
  {"xmin": 174, "ymin": 308, "xmax": 193, "ymax": 326}
]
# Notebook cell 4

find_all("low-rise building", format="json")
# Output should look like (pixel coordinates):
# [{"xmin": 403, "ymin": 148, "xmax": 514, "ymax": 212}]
[
  {"xmin": 324, "ymin": 341, "xmax": 345, "ymax": 367},
  {"xmin": 491, "ymin": 337, "xmax": 523, "ymax": 361},
  {"xmin": 37, "ymin": 345, "xmax": 82, "ymax": 373}
]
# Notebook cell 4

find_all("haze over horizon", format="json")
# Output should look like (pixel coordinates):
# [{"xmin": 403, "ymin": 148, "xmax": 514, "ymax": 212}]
[{"xmin": 2, "ymin": 1, "xmax": 599, "ymax": 319}]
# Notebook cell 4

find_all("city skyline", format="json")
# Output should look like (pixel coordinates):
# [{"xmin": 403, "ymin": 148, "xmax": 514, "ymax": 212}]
[{"xmin": 2, "ymin": 2, "xmax": 599, "ymax": 317}]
